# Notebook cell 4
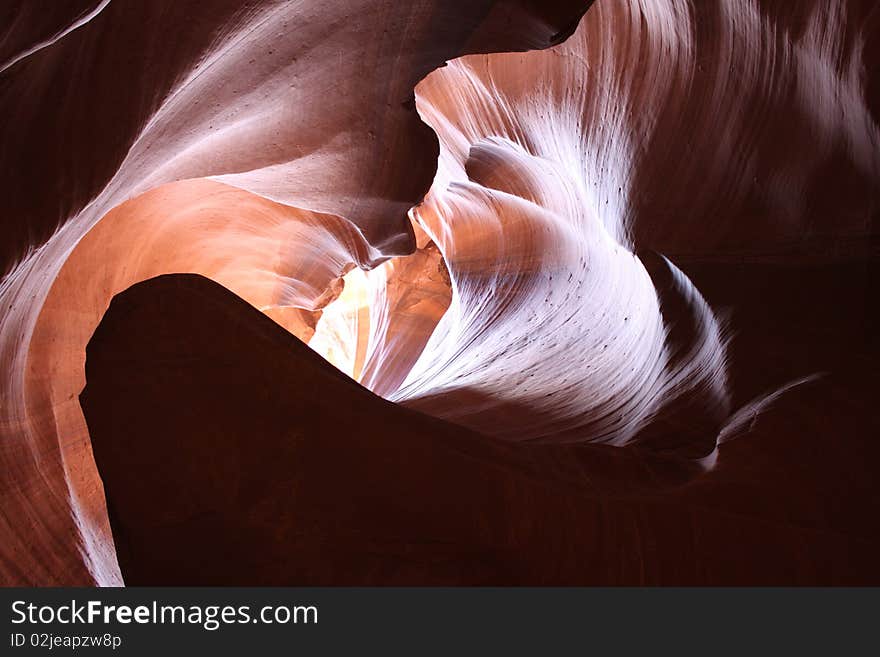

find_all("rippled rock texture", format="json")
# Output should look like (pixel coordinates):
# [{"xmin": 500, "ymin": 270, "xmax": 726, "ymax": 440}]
[{"xmin": 1, "ymin": 0, "xmax": 878, "ymax": 585}]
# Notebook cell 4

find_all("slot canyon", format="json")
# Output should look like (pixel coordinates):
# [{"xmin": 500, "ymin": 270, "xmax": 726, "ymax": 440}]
[{"xmin": 1, "ymin": 0, "xmax": 878, "ymax": 585}]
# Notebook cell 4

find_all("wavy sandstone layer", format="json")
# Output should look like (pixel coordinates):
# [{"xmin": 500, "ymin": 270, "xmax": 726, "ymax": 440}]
[{"xmin": 1, "ymin": 0, "xmax": 878, "ymax": 585}]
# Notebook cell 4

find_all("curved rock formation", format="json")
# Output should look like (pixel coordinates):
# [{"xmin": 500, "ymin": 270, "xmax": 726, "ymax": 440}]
[
  {"xmin": 82, "ymin": 274, "xmax": 880, "ymax": 584},
  {"xmin": 1, "ymin": 0, "xmax": 878, "ymax": 585},
  {"xmin": 396, "ymin": 0, "xmax": 878, "ymax": 444},
  {"xmin": 0, "ymin": 0, "xmax": 591, "ymax": 586}
]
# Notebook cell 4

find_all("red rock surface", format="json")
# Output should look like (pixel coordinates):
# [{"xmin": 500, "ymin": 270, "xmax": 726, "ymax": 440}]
[
  {"xmin": 82, "ymin": 273, "xmax": 879, "ymax": 584},
  {"xmin": 0, "ymin": 0, "xmax": 590, "ymax": 586},
  {"xmin": 1, "ymin": 0, "xmax": 878, "ymax": 585}
]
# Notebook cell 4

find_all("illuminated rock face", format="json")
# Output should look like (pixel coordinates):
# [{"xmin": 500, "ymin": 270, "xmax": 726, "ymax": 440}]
[
  {"xmin": 394, "ymin": 0, "xmax": 879, "ymax": 446},
  {"xmin": 1, "ymin": 0, "xmax": 879, "ymax": 585},
  {"xmin": 0, "ymin": 0, "xmax": 591, "ymax": 586}
]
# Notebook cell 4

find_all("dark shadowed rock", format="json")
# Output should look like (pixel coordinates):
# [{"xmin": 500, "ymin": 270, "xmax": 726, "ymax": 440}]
[{"xmin": 82, "ymin": 273, "xmax": 880, "ymax": 585}]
